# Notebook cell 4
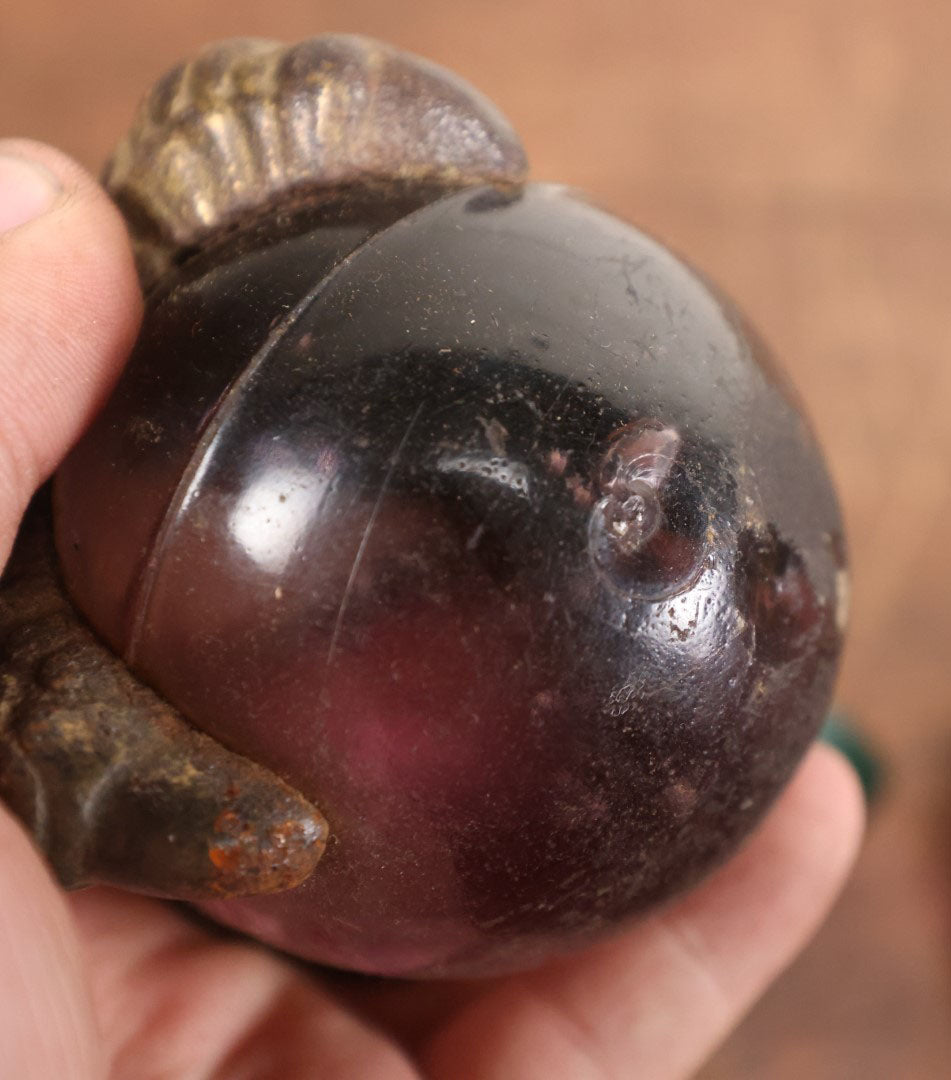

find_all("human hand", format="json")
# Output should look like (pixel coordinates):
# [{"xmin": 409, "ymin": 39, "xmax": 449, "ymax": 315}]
[{"xmin": 0, "ymin": 140, "xmax": 864, "ymax": 1080}]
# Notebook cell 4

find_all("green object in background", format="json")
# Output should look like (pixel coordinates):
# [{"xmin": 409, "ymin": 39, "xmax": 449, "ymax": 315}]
[{"xmin": 820, "ymin": 714, "xmax": 885, "ymax": 805}]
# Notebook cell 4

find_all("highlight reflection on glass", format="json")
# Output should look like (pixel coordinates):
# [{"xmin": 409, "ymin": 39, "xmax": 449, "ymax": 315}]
[{"xmin": 228, "ymin": 451, "xmax": 337, "ymax": 575}]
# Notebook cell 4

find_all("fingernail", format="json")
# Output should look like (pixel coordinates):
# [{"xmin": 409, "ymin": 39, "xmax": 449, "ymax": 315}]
[
  {"xmin": 820, "ymin": 713, "xmax": 886, "ymax": 806},
  {"xmin": 0, "ymin": 152, "xmax": 60, "ymax": 233}
]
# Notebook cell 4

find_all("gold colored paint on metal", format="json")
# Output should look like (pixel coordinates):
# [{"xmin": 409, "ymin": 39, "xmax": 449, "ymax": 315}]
[{"xmin": 103, "ymin": 35, "xmax": 528, "ymax": 286}]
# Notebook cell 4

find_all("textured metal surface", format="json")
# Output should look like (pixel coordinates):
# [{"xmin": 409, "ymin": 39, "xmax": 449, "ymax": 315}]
[{"xmin": 103, "ymin": 34, "xmax": 528, "ymax": 287}]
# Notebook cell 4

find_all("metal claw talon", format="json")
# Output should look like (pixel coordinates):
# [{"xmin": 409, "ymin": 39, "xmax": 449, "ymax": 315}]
[{"xmin": 0, "ymin": 495, "xmax": 328, "ymax": 900}]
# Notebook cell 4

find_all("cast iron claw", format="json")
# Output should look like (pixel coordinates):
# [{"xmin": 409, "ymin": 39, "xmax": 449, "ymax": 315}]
[{"xmin": 0, "ymin": 496, "xmax": 328, "ymax": 899}]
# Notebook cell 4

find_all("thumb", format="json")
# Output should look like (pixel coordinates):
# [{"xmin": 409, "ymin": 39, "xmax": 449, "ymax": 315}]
[
  {"xmin": 0, "ymin": 139, "xmax": 141, "ymax": 563},
  {"xmin": 0, "ymin": 139, "xmax": 139, "ymax": 1077}
]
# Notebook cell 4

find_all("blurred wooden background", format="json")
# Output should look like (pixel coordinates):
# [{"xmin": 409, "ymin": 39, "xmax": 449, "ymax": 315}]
[{"xmin": 3, "ymin": 1, "xmax": 950, "ymax": 1075}]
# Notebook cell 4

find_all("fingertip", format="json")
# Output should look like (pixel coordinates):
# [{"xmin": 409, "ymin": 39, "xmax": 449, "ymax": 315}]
[
  {"xmin": 0, "ymin": 136, "xmax": 144, "ymax": 347},
  {"xmin": 667, "ymin": 741, "xmax": 867, "ymax": 989},
  {"xmin": 1, "ymin": 138, "xmax": 119, "ymax": 227},
  {"xmin": 0, "ymin": 139, "xmax": 141, "ymax": 561},
  {"xmin": 772, "ymin": 738, "xmax": 867, "ymax": 907}
]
